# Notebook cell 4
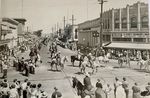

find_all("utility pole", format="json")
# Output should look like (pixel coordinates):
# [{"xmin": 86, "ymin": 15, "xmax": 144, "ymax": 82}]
[
  {"xmin": 98, "ymin": 0, "xmax": 107, "ymax": 48},
  {"xmin": 63, "ymin": 16, "xmax": 66, "ymax": 30},
  {"xmin": 70, "ymin": 14, "xmax": 76, "ymax": 40}
]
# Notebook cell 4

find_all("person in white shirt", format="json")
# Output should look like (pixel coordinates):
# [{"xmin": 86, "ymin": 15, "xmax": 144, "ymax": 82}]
[
  {"xmin": 21, "ymin": 79, "xmax": 28, "ymax": 98},
  {"xmin": 9, "ymin": 84, "xmax": 19, "ymax": 98}
]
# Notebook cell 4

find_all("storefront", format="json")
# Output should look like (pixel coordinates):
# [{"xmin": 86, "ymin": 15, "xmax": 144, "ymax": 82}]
[{"xmin": 104, "ymin": 43, "xmax": 150, "ymax": 60}]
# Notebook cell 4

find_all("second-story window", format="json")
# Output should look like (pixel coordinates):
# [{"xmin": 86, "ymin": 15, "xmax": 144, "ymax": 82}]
[
  {"xmin": 122, "ymin": 18, "xmax": 127, "ymax": 28},
  {"xmin": 130, "ymin": 17, "xmax": 137, "ymax": 28},
  {"xmin": 141, "ymin": 16, "xmax": 148, "ymax": 28},
  {"xmin": 114, "ymin": 18, "xmax": 119, "ymax": 29}
]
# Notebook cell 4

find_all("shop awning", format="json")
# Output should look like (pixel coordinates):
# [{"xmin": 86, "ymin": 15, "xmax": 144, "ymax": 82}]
[{"xmin": 105, "ymin": 43, "xmax": 150, "ymax": 50}]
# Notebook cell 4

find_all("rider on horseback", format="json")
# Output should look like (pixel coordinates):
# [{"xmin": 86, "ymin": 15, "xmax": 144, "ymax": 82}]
[
  {"xmin": 83, "ymin": 73, "xmax": 95, "ymax": 97},
  {"xmin": 87, "ymin": 53, "xmax": 93, "ymax": 68}
]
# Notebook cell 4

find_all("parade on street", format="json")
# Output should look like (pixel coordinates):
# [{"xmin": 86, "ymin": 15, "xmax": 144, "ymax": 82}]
[{"xmin": 0, "ymin": 0, "xmax": 150, "ymax": 98}]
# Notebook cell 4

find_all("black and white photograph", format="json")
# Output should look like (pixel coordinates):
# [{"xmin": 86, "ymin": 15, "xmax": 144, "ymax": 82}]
[{"xmin": 0, "ymin": 0, "xmax": 150, "ymax": 98}]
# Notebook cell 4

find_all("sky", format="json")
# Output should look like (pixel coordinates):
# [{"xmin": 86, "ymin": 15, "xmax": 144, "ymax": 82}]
[{"xmin": 1, "ymin": 0, "xmax": 148, "ymax": 34}]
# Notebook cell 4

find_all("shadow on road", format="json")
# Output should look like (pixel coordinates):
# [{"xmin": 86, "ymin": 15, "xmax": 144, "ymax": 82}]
[
  {"xmin": 134, "ymin": 68, "xmax": 150, "ymax": 73},
  {"xmin": 47, "ymin": 69, "xmax": 61, "ymax": 72},
  {"xmin": 67, "ymin": 65, "xmax": 79, "ymax": 67},
  {"xmin": 74, "ymin": 72, "xmax": 83, "ymax": 75}
]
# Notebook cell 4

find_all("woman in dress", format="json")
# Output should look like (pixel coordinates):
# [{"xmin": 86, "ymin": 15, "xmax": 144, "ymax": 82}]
[{"xmin": 114, "ymin": 77, "xmax": 126, "ymax": 98}]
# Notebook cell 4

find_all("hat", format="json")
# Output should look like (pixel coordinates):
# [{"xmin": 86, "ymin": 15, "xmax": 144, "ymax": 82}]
[
  {"xmin": 85, "ymin": 72, "xmax": 90, "ymax": 77},
  {"xmin": 54, "ymin": 87, "xmax": 58, "ymax": 90},
  {"xmin": 89, "ymin": 53, "xmax": 92, "ymax": 56}
]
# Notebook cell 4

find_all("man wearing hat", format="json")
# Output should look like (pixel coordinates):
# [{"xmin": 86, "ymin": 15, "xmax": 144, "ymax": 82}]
[
  {"xmin": 87, "ymin": 53, "xmax": 93, "ymax": 68},
  {"xmin": 51, "ymin": 87, "xmax": 62, "ymax": 98},
  {"xmin": 96, "ymin": 79, "xmax": 103, "ymax": 89},
  {"xmin": 83, "ymin": 72, "xmax": 92, "ymax": 91}
]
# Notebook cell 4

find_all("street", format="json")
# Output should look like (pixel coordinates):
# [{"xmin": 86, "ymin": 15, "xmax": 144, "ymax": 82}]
[{"xmin": 0, "ymin": 43, "xmax": 150, "ymax": 98}]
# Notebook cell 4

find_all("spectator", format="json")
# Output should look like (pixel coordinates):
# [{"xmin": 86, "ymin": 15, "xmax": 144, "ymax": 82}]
[
  {"xmin": 9, "ymin": 84, "xmax": 19, "ymax": 98},
  {"xmin": 105, "ymin": 84, "xmax": 112, "ymax": 98},
  {"xmin": 51, "ymin": 87, "xmax": 62, "ymax": 98},
  {"xmin": 30, "ymin": 84, "xmax": 37, "ymax": 98},
  {"xmin": 36, "ymin": 83, "xmax": 42, "ymax": 98},
  {"xmin": 132, "ymin": 83, "xmax": 141, "ymax": 98},
  {"xmin": 41, "ymin": 91, "xmax": 48, "ymax": 98},
  {"xmin": 17, "ymin": 81, "xmax": 21, "ymax": 98},
  {"xmin": 1, "ymin": 83, "xmax": 9, "ymax": 98},
  {"xmin": 21, "ymin": 79, "xmax": 28, "ymax": 98},
  {"xmin": 2, "ymin": 60, "xmax": 8, "ymax": 78},
  {"xmin": 95, "ymin": 81, "xmax": 106, "ymax": 98},
  {"xmin": 122, "ymin": 77, "xmax": 129, "ymax": 98},
  {"xmin": 96, "ymin": 79, "xmax": 103, "ymax": 89},
  {"xmin": 83, "ymin": 73, "xmax": 92, "ymax": 91},
  {"xmin": 114, "ymin": 77, "xmax": 125, "ymax": 98}
]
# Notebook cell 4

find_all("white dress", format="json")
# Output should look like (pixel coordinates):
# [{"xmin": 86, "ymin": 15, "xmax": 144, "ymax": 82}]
[{"xmin": 115, "ymin": 81, "xmax": 126, "ymax": 98}]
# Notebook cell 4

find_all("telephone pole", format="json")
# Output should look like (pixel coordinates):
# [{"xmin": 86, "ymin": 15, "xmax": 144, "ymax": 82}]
[
  {"xmin": 63, "ymin": 16, "xmax": 66, "ymax": 30},
  {"xmin": 98, "ymin": 0, "xmax": 107, "ymax": 48}
]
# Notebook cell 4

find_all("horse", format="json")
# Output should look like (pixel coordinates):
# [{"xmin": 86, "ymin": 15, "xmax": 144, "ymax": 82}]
[
  {"xmin": 50, "ymin": 58, "xmax": 59, "ymax": 71},
  {"xmin": 72, "ymin": 77, "xmax": 95, "ymax": 98},
  {"xmin": 80, "ymin": 60, "xmax": 88, "ymax": 74},
  {"xmin": 137, "ymin": 59, "xmax": 150, "ymax": 71},
  {"xmin": 71, "ymin": 55, "xmax": 84, "ymax": 67},
  {"xmin": 60, "ymin": 56, "xmax": 68, "ymax": 70},
  {"xmin": 102, "ymin": 55, "xmax": 109, "ymax": 64},
  {"xmin": 50, "ymin": 56, "xmax": 68, "ymax": 71}
]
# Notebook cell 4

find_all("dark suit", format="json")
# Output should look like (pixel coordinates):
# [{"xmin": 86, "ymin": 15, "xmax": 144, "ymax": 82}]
[
  {"xmin": 84, "ymin": 76, "xmax": 92, "ymax": 90},
  {"xmin": 95, "ymin": 88, "xmax": 106, "ymax": 98}
]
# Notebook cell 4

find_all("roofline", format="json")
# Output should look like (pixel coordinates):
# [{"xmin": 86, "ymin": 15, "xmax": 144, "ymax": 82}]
[{"xmin": 2, "ymin": 17, "xmax": 19, "ymax": 25}]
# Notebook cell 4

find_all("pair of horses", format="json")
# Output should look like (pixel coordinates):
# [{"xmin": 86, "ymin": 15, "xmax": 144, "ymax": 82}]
[
  {"xmin": 118, "ymin": 56, "xmax": 130, "ymax": 67},
  {"xmin": 50, "ymin": 56, "xmax": 68, "ymax": 71}
]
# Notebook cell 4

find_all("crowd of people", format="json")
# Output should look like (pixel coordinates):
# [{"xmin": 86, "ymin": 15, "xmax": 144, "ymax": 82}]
[
  {"xmin": 0, "ymin": 78, "xmax": 63, "ymax": 98},
  {"xmin": 73, "ymin": 72, "xmax": 150, "ymax": 98},
  {"xmin": 0, "ymin": 39, "xmax": 43, "ymax": 79}
]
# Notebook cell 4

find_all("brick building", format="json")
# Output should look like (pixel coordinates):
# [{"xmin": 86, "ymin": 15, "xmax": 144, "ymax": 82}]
[{"xmin": 78, "ymin": 1, "xmax": 150, "ymax": 58}]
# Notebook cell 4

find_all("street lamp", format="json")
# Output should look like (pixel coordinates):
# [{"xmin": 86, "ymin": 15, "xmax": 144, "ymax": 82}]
[{"xmin": 98, "ymin": 0, "xmax": 107, "ymax": 48}]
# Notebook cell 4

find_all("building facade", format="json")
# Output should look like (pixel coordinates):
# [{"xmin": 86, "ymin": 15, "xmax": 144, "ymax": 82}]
[
  {"xmin": 78, "ymin": 2, "xmax": 150, "ymax": 58},
  {"xmin": 0, "ymin": 18, "xmax": 19, "ymax": 53}
]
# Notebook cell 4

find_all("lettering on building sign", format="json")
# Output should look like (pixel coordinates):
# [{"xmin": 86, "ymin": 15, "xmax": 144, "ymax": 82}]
[{"xmin": 93, "ymin": 31, "xmax": 99, "ymax": 37}]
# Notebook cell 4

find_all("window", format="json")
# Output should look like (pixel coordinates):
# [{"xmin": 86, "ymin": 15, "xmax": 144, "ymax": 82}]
[
  {"xmin": 131, "ymin": 17, "xmax": 137, "ymax": 28},
  {"xmin": 113, "ymin": 38, "xmax": 131, "ymax": 42},
  {"xmin": 108, "ymin": 19, "xmax": 110, "ymax": 29},
  {"xmin": 133, "ymin": 38, "xmax": 146, "ymax": 42},
  {"xmin": 141, "ymin": 16, "xmax": 148, "ymax": 28},
  {"xmin": 122, "ymin": 18, "xmax": 127, "ymax": 28},
  {"xmin": 114, "ymin": 19, "xmax": 119, "ymax": 29}
]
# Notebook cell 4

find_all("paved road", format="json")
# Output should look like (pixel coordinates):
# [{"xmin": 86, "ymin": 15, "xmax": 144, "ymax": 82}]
[{"xmin": 0, "ymin": 44, "xmax": 150, "ymax": 98}]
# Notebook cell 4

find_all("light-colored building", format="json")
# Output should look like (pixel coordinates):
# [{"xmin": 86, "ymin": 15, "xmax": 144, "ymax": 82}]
[
  {"xmin": 78, "ymin": 1, "xmax": 150, "ymax": 58},
  {"xmin": 0, "ymin": 18, "xmax": 19, "ymax": 52}
]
